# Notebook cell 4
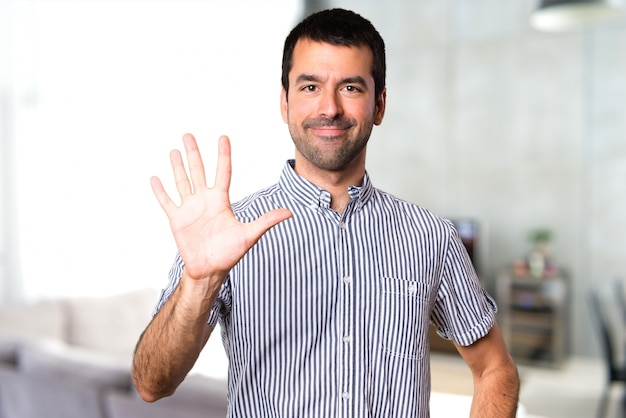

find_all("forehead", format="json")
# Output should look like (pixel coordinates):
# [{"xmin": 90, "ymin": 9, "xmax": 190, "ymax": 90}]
[{"xmin": 290, "ymin": 39, "xmax": 374, "ymax": 81}]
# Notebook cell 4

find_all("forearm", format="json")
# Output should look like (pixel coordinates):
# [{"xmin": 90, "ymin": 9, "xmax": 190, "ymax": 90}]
[
  {"xmin": 132, "ymin": 272, "xmax": 222, "ymax": 402},
  {"xmin": 470, "ymin": 359, "xmax": 520, "ymax": 418}
]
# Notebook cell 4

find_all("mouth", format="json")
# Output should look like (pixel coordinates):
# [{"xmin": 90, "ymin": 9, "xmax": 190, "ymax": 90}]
[
  {"xmin": 311, "ymin": 127, "xmax": 348, "ymax": 138},
  {"xmin": 304, "ymin": 118, "xmax": 354, "ymax": 139}
]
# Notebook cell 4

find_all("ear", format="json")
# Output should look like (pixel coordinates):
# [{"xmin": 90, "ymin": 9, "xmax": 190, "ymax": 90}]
[
  {"xmin": 280, "ymin": 87, "xmax": 289, "ymax": 123},
  {"xmin": 374, "ymin": 88, "xmax": 387, "ymax": 126}
]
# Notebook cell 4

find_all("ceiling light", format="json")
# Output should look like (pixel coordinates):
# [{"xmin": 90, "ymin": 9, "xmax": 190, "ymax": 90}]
[{"xmin": 530, "ymin": 0, "xmax": 623, "ymax": 33}]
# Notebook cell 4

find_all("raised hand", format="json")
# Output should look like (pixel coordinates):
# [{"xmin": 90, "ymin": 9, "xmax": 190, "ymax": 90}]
[{"xmin": 150, "ymin": 133, "xmax": 292, "ymax": 282}]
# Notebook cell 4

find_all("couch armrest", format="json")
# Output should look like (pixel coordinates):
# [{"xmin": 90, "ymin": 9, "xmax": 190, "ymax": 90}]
[
  {"xmin": 0, "ymin": 361, "xmax": 19, "ymax": 418},
  {"xmin": 1, "ymin": 368, "xmax": 110, "ymax": 418},
  {"xmin": 0, "ymin": 335, "xmax": 19, "ymax": 365},
  {"xmin": 18, "ymin": 339, "xmax": 132, "ymax": 389}
]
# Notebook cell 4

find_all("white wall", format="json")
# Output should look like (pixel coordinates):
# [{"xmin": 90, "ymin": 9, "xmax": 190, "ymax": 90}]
[
  {"xmin": 330, "ymin": 0, "xmax": 626, "ymax": 357},
  {"xmin": 4, "ymin": 0, "xmax": 300, "ymax": 301}
]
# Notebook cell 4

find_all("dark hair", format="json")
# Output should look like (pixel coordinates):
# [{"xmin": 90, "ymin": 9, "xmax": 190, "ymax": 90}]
[{"xmin": 281, "ymin": 8, "xmax": 386, "ymax": 100}]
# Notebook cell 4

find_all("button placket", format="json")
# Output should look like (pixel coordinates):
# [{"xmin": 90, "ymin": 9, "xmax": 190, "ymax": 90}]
[{"xmin": 337, "ymin": 209, "xmax": 354, "ymax": 416}]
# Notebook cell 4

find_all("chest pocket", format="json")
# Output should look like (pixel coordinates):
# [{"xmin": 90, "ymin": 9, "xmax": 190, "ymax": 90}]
[{"xmin": 379, "ymin": 275, "xmax": 432, "ymax": 360}]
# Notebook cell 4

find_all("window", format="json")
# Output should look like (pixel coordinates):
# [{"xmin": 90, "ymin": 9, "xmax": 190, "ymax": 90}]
[{"xmin": 2, "ymin": 0, "xmax": 300, "ymax": 301}]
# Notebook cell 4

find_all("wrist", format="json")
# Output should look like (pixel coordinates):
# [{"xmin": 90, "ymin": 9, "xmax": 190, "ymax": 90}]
[{"xmin": 178, "ymin": 269, "xmax": 224, "ymax": 315}]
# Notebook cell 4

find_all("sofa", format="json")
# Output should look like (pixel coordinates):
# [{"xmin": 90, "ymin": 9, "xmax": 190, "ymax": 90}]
[
  {"xmin": 0, "ymin": 288, "xmax": 534, "ymax": 418},
  {"xmin": 0, "ymin": 288, "xmax": 228, "ymax": 418}
]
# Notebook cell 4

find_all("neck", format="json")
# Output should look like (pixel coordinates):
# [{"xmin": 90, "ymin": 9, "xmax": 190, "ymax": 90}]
[{"xmin": 293, "ymin": 157, "xmax": 365, "ymax": 214}]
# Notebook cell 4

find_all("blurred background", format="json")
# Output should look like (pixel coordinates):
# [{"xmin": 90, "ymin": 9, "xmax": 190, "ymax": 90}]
[
  {"xmin": 0, "ymin": 0, "xmax": 300, "ymax": 304},
  {"xmin": 1, "ymin": 0, "xmax": 625, "ymax": 367}
]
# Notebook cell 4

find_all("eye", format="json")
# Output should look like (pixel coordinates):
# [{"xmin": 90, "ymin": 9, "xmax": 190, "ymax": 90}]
[
  {"xmin": 301, "ymin": 85, "xmax": 318, "ymax": 92},
  {"xmin": 343, "ymin": 85, "xmax": 363, "ymax": 94}
]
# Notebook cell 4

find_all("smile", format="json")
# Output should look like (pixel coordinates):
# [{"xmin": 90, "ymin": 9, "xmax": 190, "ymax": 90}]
[{"xmin": 311, "ymin": 127, "xmax": 348, "ymax": 138}]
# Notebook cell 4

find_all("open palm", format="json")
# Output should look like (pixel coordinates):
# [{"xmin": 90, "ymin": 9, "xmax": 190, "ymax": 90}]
[{"xmin": 151, "ymin": 134, "xmax": 292, "ymax": 281}]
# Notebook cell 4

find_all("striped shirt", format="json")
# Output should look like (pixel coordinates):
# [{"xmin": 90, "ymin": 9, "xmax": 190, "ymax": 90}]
[{"xmin": 155, "ymin": 160, "xmax": 497, "ymax": 418}]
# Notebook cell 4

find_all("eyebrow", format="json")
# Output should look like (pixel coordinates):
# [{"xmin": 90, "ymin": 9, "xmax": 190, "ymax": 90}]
[
  {"xmin": 295, "ymin": 74, "xmax": 368, "ymax": 88},
  {"xmin": 295, "ymin": 74, "xmax": 320, "ymax": 84}
]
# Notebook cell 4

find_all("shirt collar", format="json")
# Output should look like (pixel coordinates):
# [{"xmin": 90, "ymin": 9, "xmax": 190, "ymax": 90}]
[{"xmin": 278, "ymin": 160, "xmax": 374, "ymax": 211}]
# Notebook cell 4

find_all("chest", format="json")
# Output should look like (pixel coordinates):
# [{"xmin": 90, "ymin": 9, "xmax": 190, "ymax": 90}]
[{"xmin": 229, "ymin": 206, "xmax": 445, "ymax": 336}]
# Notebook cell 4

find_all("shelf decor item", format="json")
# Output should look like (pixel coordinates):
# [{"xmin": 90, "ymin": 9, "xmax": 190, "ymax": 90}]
[{"xmin": 527, "ymin": 228, "xmax": 554, "ymax": 279}]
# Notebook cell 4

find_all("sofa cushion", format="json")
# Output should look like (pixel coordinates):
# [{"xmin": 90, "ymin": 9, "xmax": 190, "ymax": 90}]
[
  {"xmin": 0, "ymin": 299, "xmax": 66, "ymax": 340},
  {"xmin": 167, "ymin": 373, "xmax": 228, "ymax": 407},
  {"xmin": 106, "ymin": 388, "xmax": 227, "ymax": 418},
  {"xmin": 65, "ymin": 288, "xmax": 159, "ymax": 356},
  {"xmin": 0, "ymin": 299, "xmax": 67, "ymax": 362},
  {"xmin": 106, "ymin": 374, "xmax": 228, "ymax": 418}
]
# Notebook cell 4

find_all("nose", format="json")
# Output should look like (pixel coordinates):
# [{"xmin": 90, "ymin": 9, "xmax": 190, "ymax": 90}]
[{"xmin": 317, "ymin": 90, "xmax": 342, "ymax": 118}]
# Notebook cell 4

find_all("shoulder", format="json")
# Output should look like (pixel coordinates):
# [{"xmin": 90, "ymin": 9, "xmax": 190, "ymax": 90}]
[
  {"xmin": 231, "ymin": 184, "xmax": 284, "ymax": 220},
  {"xmin": 371, "ymin": 188, "xmax": 456, "ymax": 236}
]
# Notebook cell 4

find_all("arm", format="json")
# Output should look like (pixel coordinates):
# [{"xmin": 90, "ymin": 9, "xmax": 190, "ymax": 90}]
[
  {"xmin": 455, "ymin": 322, "xmax": 520, "ymax": 418},
  {"xmin": 132, "ymin": 134, "xmax": 292, "ymax": 402},
  {"xmin": 132, "ymin": 270, "xmax": 218, "ymax": 402}
]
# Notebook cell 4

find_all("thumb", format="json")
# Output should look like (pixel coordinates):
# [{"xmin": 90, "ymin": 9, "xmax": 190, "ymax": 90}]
[{"xmin": 246, "ymin": 208, "xmax": 293, "ymax": 243}]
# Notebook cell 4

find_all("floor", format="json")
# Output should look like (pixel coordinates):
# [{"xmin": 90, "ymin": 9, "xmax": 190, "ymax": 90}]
[{"xmin": 430, "ymin": 352, "xmax": 622, "ymax": 418}]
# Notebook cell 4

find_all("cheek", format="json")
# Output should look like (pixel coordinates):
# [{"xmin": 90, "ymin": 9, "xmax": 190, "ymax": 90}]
[
  {"xmin": 284, "ymin": 100, "xmax": 310, "ymax": 124},
  {"xmin": 345, "ymin": 99, "xmax": 375, "ymax": 117}
]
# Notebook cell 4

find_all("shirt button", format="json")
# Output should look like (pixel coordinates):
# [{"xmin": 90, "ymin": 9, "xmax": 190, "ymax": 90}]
[
  {"xmin": 342, "ymin": 335, "xmax": 352, "ymax": 343},
  {"xmin": 341, "ymin": 392, "xmax": 351, "ymax": 400},
  {"xmin": 343, "ymin": 276, "xmax": 352, "ymax": 284}
]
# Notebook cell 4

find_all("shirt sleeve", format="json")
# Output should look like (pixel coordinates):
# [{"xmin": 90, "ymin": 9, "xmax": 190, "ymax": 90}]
[
  {"xmin": 152, "ymin": 252, "xmax": 231, "ymax": 330},
  {"xmin": 430, "ymin": 225, "xmax": 497, "ymax": 347}
]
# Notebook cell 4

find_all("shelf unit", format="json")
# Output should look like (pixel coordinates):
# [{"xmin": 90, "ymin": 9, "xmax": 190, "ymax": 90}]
[{"xmin": 497, "ymin": 270, "xmax": 569, "ymax": 367}]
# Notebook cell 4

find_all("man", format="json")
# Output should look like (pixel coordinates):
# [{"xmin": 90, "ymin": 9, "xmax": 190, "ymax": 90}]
[{"xmin": 132, "ymin": 8, "xmax": 520, "ymax": 417}]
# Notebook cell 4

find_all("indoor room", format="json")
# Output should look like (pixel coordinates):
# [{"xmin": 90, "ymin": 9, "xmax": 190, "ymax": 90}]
[{"xmin": 1, "ymin": 1, "xmax": 626, "ymax": 417}]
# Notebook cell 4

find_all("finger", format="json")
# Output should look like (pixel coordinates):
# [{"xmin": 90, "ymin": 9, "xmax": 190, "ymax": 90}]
[
  {"xmin": 182, "ymin": 133, "xmax": 207, "ymax": 190},
  {"xmin": 214, "ymin": 135, "xmax": 232, "ymax": 193},
  {"xmin": 150, "ymin": 176, "xmax": 177, "ymax": 215},
  {"xmin": 170, "ymin": 149, "xmax": 192, "ymax": 197}
]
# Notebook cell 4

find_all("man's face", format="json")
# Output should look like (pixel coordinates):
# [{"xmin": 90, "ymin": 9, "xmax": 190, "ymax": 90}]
[{"xmin": 281, "ymin": 39, "xmax": 386, "ymax": 172}]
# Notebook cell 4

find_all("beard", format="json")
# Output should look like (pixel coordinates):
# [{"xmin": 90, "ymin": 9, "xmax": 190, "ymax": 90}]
[{"xmin": 288, "ymin": 115, "xmax": 374, "ymax": 171}]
